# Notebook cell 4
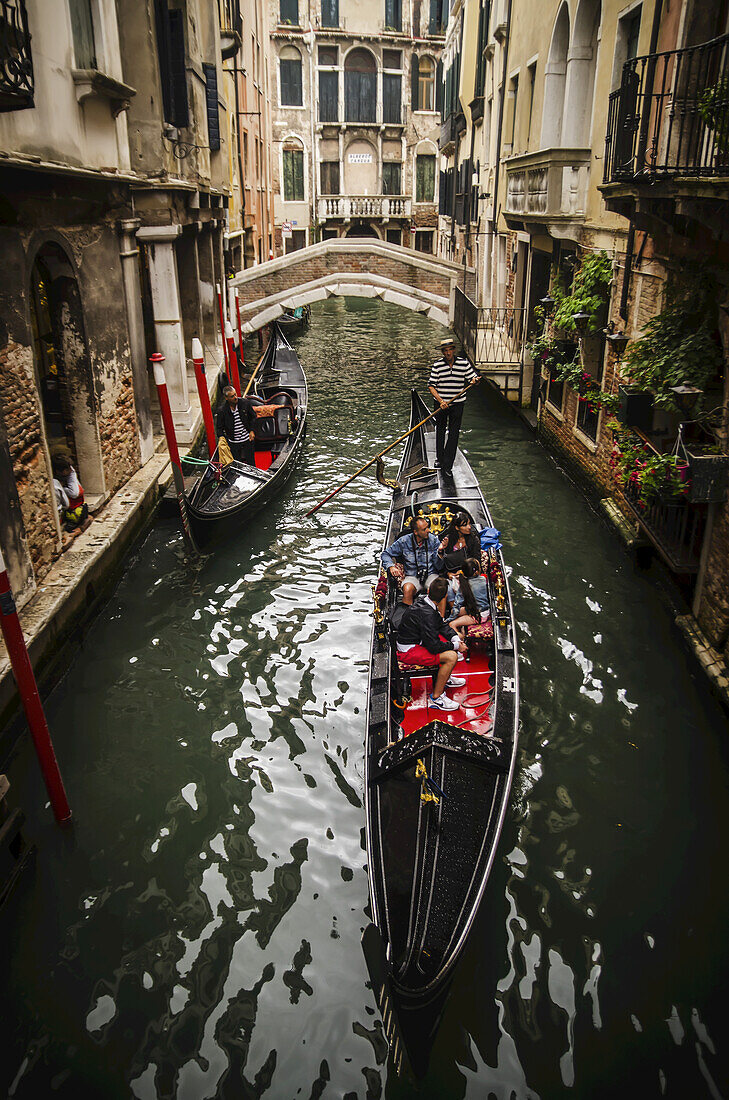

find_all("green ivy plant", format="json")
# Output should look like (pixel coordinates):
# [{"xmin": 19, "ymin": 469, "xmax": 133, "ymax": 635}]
[
  {"xmin": 620, "ymin": 271, "xmax": 723, "ymax": 412},
  {"xmin": 551, "ymin": 251, "xmax": 613, "ymax": 336},
  {"xmin": 699, "ymin": 78, "xmax": 729, "ymax": 154}
]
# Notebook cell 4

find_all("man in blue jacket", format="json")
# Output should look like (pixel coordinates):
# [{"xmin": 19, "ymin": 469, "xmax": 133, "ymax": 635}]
[{"xmin": 381, "ymin": 515, "xmax": 443, "ymax": 606}]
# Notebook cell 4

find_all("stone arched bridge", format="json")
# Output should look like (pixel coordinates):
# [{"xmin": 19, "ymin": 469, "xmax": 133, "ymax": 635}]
[{"xmin": 232, "ymin": 239, "xmax": 468, "ymax": 333}]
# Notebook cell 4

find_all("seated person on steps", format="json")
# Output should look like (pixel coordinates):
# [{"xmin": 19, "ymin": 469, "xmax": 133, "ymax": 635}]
[
  {"xmin": 381, "ymin": 516, "xmax": 443, "ymax": 607},
  {"xmin": 397, "ymin": 577, "xmax": 467, "ymax": 713},
  {"xmin": 448, "ymin": 558, "xmax": 491, "ymax": 636},
  {"xmin": 52, "ymin": 454, "xmax": 91, "ymax": 543}
]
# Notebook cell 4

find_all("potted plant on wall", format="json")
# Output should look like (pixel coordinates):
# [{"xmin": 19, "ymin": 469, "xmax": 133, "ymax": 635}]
[
  {"xmin": 618, "ymin": 270, "xmax": 723, "ymax": 417},
  {"xmin": 609, "ymin": 425, "xmax": 691, "ymax": 508}
]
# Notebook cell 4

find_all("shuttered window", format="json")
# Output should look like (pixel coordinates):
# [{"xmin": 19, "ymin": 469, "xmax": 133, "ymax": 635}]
[
  {"xmin": 321, "ymin": 0, "xmax": 339, "ymax": 27},
  {"xmin": 320, "ymin": 161, "xmax": 340, "ymax": 194},
  {"xmin": 416, "ymin": 154, "xmax": 435, "ymax": 202},
  {"xmin": 280, "ymin": 53, "xmax": 303, "ymax": 105},
  {"xmin": 429, "ymin": 0, "xmax": 445, "ymax": 34},
  {"xmin": 283, "ymin": 148, "xmax": 304, "ymax": 200},
  {"xmin": 382, "ymin": 162, "xmax": 402, "ymax": 195},
  {"xmin": 280, "ymin": 0, "xmax": 299, "ymax": 24},
  {"xmin": 383, "ymin": 74, "xmax": 401, "ymax": 123},
  {"xmin": 154, "ymin": 2, "xmax": 189, "ymax": 128},
  {"xmin": 344, "ymin": 50, "xmax": 376, "ymax": 123},
  {"xmin": 203, "ymin": 63, "xmax": 220, "ymax": 151},
  {"xmin": 385, "ymin": 0, "xmax": 402, "ymax": 31},
  {"xmin": 319, "ymin": 70, "xmax": 338, "ymax": 121},
  {"xmin": 69, "ymin": 0, "xmax": 97, "ymax": 68}
]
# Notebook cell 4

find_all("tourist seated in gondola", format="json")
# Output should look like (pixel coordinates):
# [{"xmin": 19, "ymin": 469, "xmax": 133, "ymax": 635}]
[
  {"xmin": 437, "ymin": 512, "xmax": 482, "ymax": 574},
  {"xmin": 381, "ymin": 515, "xmax": 444, "ymax": 606},
  {"xmin": 397, "ymin": 577, "xmax": 466, "ymax": 713},
  {"xmin": 448, "ymin": 558, "xmax": 491, "ymax": 636},
  {"xmin": 216, "ymin": 385, "xmax": 256, "ymax": 464}
]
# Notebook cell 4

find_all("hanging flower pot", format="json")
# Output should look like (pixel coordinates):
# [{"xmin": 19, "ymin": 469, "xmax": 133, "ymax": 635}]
[{"xmin": 683, "ymin": 446, "xmax": 729, "ymax": 503}]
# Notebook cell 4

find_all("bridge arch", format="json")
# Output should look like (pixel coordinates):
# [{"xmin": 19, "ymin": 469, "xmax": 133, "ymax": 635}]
[{"xmin": 231, "ymin": 239, "xmax": 464, "ymax": 333}]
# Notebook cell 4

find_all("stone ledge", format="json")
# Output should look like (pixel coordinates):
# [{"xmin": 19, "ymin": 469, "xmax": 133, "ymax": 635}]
[
  {"xmin": 600, "ymin": 497, "xmax": 648, "ymax": 550},
  {"xmin": 675, "ymin": 614, "xmax": 729, "ymax": 712}
]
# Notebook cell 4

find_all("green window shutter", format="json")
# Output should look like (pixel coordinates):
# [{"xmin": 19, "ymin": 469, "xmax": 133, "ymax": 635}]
[
  {"xmin": 416, "ymin": 154, "xmax": 435, "ymax": 202},
  {"xmin": 203, "ymin": 63, "xmax": 220, "ymax": 151},
  {"xmin": 411, "ymin": 56, "xmax": 420, "ymax": 111},
  {"xmin": 69, "ymin": 0, "xmax": 97, "ymax": 68},
  {"xmin": 294, "ymin": 150, "xmax": 304, "ymax": 199}
]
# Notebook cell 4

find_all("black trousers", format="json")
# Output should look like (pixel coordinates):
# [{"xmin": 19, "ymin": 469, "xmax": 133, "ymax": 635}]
[
  {"xmin": 434, "ymin": 401, "xmax": 464, "ymax": 474},
  {"xmin": 230, "ymin": 439, "xmax": 254, "ymax": 464}
]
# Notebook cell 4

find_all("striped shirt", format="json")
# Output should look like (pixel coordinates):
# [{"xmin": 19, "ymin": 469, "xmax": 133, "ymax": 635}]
[
  {"xmin": 428, "ymin": 356, "xmax": 477, "ymax": 404},
  {"xmin": 230, "ymin": 405, "xmax": 246, "ymax": 443}
]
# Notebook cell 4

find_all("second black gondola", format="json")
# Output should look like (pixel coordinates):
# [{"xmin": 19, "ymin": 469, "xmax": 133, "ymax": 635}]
[{"xmin": 186, "ymin": 323, "xmax": 307, "ymax": 546}]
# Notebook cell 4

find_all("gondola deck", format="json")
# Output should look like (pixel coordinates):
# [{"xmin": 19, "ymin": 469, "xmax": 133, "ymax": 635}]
[{"xmin": 363, "ymin": 388, "xmax": 519, "ymax": 1078}]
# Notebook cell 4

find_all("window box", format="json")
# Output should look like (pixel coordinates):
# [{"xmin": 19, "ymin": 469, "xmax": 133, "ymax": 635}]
[
  {"xmin": 470, "ymin": 95, "xmax": 484, "ymax": 123},
  {"xmin": 617, "ymin": 385, "xmax": 653, "ymax": 432}
]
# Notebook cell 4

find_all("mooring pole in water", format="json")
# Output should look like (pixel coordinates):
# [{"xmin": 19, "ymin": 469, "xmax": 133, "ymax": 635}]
[
  {"xmin": 216, "ymin": 284, "xmax": 229, "ymax": 376},
  {"xmin": 235, "ymin": 290, "xmax": 245, "ymax": 371},
  {"xmin": 150, "ymin": 353, "xmax": 197, "ymax": 552},
  {"xmin": 0, "ymin": 547, "xmax": 72, "ymax": 826},
  {"xmin": 225, "ymin": 321, "xmax": 241, "ymax": 396},
  {"xmin": 191, "ymin": 339, "xmax": 217, "ymax": 459}
]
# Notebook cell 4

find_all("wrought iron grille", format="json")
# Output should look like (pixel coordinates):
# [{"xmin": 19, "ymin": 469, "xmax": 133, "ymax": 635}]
[
  {"xmin": 604, "ymin": 32, "xmax": 729, "ymax": 182},
  {"xmin": 622, "ymin": 483, "xmax": 705, "ymax": 572},
  {"xmin": 0, "ymin": 0, "xmax": 33, "ymax": 111},
  {"xmin": 454, "ymin": 287, "xmax": 527, "ymax": 402}
]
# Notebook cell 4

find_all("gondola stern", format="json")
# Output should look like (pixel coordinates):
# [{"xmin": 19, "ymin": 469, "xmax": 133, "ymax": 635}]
[{"xmin": 362, "ymin": 923, "xmax": 443, "ymax": 1081}]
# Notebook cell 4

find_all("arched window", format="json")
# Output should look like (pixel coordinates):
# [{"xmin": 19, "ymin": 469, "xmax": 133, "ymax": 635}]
[
  {"xmin": 415, "ymin": 144, "xmax": 436, "ymax": 202},
  {"xmin": 280, "ymin": 46, "xmax": 303, "ymax": 106},
  {"xmin": 541, "ymin": 5, "xmax": 570, "ymax": 146},
  {"xmin": 562, "ymin": 0, "xmax": 602, "ymax": 146},
  {"xmin": 282, "ymin": 137, "xmax": 305, "ymax": 200},
  {"xmin": 345, "ymin": 48, "xmax": 376, "ymax": 123}
]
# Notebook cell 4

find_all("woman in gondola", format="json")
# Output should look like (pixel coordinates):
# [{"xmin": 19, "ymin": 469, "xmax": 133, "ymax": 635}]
[
  {"xmin": 448, "ymin": 557, "xmax": 491, "ymax": 634},
  {"xmin": 438, "ymin": 512, "xmax": 481, "ymax": 574}
]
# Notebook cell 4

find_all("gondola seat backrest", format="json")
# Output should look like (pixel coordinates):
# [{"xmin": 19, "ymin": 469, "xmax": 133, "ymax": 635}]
[{"xmin": 251, "ymin": 393, "xmax": 293, "ymax": 443}]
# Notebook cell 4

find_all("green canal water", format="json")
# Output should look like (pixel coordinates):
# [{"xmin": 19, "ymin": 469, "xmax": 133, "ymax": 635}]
[{"xmin": 2, "ymin": 299, "xmax": 728, "ymax": 1100}]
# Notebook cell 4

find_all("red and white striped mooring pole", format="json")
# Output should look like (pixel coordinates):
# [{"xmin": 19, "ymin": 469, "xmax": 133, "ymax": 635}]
[
  {"xmin": 150, "ymin": 352, "xmax": 198, "ymax": 552},
  {"xmin": 235, "ymin": 290, "xmax": 245, "ymax": 373},
  {"xmin": 216, "ymin": 283, "xmax": 228, "ymax": 375},
  {"xmin": 225, "ymin": 321, "xmax": 241, "ymax": 397},
  {"xmin": 0, "ymin": 545, "xmax": 72, "ymax": 825},
  {"xmin": 191, "ymin": 338, "xmax": 217, "ymax": 459}
]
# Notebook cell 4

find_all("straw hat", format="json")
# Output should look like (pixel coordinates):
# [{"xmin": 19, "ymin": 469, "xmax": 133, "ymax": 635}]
[{"xmin": 439, "ymin": 336, "xmax": 456, "ymax": 348}]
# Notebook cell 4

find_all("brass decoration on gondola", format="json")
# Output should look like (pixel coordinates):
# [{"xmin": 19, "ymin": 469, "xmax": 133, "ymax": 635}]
[
  {"xmin": 375, "ymin": 455, "xmax": 401, "ymax": 490},
  {"xmin": 415, "ymin": 758, "xmax": 440, "ymax": 805},
  {"xmin": 403, "ymin": 502, "xmax": 454, "ymax": 534}
]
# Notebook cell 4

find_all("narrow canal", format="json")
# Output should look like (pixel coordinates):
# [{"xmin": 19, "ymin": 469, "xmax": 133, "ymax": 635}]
[{"xmin": 2, "ymin": 299, "xmax": 728, "ymax": 1100}]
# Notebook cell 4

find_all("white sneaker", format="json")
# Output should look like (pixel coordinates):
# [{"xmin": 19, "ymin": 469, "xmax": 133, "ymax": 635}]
[
  {"xmin": 445, "ymin": 675, "xmax": 466, "ymax": 688},
  {"xmin": 429, "ymin": 693, "xmax": 458, "ymax": 712}
]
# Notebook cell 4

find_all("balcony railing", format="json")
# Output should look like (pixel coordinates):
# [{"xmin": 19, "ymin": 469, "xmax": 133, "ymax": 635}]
[
  {"xmin": 604, "ymin": 32, "xmax": 729, "ymax": 183},
  {"xmin": 505, "ymin": 148, "xmax": 591, "ymax": 219},
  {"xmin": 0, "ymin": 0, "xmax": 33, "ymax": 111},
  {"xmin": 622, "ymin": 483, "xmax": 705, "ymax": 572},
  {"xmin": 318, "ymin": 195, "xmax": 411, "ymax": 220},
  {"xmin": 454, "ymin": 288, "xmax": 527, "ymax": 402}
]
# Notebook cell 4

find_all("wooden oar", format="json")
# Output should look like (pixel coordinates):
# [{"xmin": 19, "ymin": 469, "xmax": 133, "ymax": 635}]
[
  {"xmin": 242, "ymin": 344, "xmax": 267, "ymax": 396},
  {"xmin": 305, "ymin": 380, "xmax": 479, "ymax": 517}
]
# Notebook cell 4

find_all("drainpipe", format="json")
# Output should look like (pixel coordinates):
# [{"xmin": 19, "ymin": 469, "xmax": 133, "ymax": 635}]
[
  {"xmin": 635, "ymin": 0, "xmax": 664, "ymax": 173},
  {"xmin": 307, "ymin": 11, "xmax": 317, "ymax": 244},
  {"xmin": 490, "ymin": 0, "xmax": 512, "ymax": 305}
]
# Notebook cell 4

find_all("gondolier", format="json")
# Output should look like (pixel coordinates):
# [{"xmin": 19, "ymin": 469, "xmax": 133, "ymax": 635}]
[
  {"xmin": 216, "ymin": 385, "xmax": 255, "ymax": 464},
  {"xmin": 428, "ymin": 336, "xmax": 479, "ymax": 478}
]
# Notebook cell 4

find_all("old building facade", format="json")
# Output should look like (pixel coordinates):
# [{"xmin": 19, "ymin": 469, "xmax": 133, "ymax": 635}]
[
  {"xmin": 438, "ymin": 0, "xmax": 729, "ymax": 695},
  {"xmin": 267, "ymin": 0, "xmax": 448, "ymax": 253},
  {"xmin": 0, "ymin": 0, "xmax": 236, "ymax": 604}
]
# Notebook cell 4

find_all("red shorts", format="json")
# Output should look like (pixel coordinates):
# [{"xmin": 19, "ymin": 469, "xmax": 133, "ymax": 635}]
[{"xmin": 398, "ymin": 634, "xmax": 451, "ymax": 667}]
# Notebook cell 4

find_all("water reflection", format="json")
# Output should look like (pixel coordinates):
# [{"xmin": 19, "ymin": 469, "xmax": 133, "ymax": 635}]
[{"xmin": 2, "ymin": 298, "xmax": 729, "ymax": 1099}]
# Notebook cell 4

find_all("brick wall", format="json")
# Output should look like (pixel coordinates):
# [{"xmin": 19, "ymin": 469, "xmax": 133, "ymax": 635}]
[
  {"xmin": 99, "ymin": 372, "xmax": 141, "ymax": 495},
  {"xmin": 0, "ymin": 340, "xmax": 58, "ymax": 579},
  {"xmin": 698, "ymin": 500, "xmax": 729, "ymax": 649}
]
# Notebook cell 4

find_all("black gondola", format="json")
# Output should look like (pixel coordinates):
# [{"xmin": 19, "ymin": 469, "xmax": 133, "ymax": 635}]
[
  {"xmin": 363, "ymin": 389, "xmax": 520, "ymax": 1078},
  {"xmin": 276, "ymin": 304, "xmax": 310, "ymax": 333},
  {"xmin": 185, "ymin": 324, "xmax": 307, "ymax": 546}
]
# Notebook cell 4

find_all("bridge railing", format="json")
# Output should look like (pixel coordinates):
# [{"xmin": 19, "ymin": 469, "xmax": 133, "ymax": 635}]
[
  {"xmin": 317, "ymin": 195, "xmax": 412, "ymax": 220},
  {"xmin": 454, "ymin": 287, "xmax": 527, "ymax": 404}
]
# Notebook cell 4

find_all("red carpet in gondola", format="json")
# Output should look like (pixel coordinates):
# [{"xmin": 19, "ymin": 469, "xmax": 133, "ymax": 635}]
[{"xmin": 399, "ymin": 649, "xmax": 494, "ymax": 737}]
